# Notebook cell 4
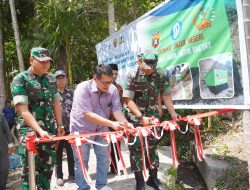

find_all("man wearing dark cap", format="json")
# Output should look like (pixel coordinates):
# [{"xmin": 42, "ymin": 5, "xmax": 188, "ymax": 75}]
[
  {"xmin": 123, "ymin": 52, "xmax": 180, "ymax": 190},
  {"xmin": 108, "ymin": 64, "xmax": 123, "ymax": 174},
  {"xmin": 11, "ymin": 47, "xmax": 64, "ymax": 189},
  {"xmin": 54, "ymin": 70, "xmax": 75, "ymax": 186}
]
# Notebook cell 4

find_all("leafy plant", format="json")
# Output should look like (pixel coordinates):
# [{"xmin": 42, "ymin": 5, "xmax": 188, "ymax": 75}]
[
  {"xmin": 166, "ymin": 166, "xmax": 177, "ymax": 178},
  {"xmin": 158, "ymin": 109, "xmax": 197, "ymax": 160},
  {"xmin": 163, "ymin": 166, "xmax": 177, "ymax": 190}
]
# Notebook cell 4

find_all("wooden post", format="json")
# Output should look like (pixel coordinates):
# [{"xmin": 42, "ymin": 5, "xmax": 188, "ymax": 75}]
[
  {"xmin": 207, "ymin": 116, "xmax": 211, "ymax": 130},
  {"xmin": 27, "ymin": 131, "xmax": 36, "ymax": 190}
]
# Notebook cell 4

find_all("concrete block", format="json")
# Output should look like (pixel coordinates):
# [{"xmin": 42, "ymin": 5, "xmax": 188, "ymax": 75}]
[{"xmin": 190, "ymin": 141, "xmax": 229, "ymax": 190}]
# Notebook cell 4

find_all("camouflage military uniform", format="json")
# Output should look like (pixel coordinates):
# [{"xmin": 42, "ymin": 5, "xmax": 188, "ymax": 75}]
[
  {"xmin": 123, "ymin": 67, "xmax": 171, "ymax": 172},
  {"xmin": 11, "ymin": 67, "xmax": 60, "ymax": 190}
]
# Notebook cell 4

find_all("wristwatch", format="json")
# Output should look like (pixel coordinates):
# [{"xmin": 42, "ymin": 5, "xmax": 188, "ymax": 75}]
[
  {"xmin": 58, "ymin": 125, "xmax": 64, "ymax": 129},
  {"xmin": 136, "ymin": 114, "xmax": 144, "ymax": 121}
]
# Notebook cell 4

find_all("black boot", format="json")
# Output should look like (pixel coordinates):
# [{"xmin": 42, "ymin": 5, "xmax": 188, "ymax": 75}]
[
  {"xmin": 134, "ymin": 171, "xmax": 145, "ymax": 190},
  {"xmin": 149, "ymin": 168, "xmax": 161, "ymax": 185},
  {"xmin": 146, "ymin": 169, "xmax": 162, "ymax": 190}
]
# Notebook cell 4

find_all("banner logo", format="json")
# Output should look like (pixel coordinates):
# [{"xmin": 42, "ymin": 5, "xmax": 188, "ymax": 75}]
[
  {"xmin": 171, "ymin": 21, "xmax": 182, "ymax": 40},
  {"xmin": 113, "ymin": 35, "xmax": 125, "ymax": 48},
  {"xmin": 193, "ymin": 5, "xmax": 215, "ymax": 30},
  {"xmin": 152, "ymin": 32, "xmax": 160, "ymax": 48}
]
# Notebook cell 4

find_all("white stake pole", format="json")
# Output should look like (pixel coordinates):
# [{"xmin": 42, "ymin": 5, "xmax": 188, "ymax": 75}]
[{"xmin": 27, "ymin": 131, "xmax": 36, "ymax": 190}]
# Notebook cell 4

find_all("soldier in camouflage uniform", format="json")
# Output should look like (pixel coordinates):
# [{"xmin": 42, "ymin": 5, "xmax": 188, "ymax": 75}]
[
  {"xmin": 123, "ymin": 52, "xmax": 179, "ymax": 190},
  {"xmin": 11, "ymin": 47, "xmax": 64, "ymax": 190}
]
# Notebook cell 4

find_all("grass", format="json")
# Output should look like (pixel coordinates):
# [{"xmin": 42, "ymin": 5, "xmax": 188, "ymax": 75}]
[{"xmin": 159, "ymin": 110, "xmax": 249, "ymax": 189}]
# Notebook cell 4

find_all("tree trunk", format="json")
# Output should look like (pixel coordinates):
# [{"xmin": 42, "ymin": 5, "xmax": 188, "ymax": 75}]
[
  {"xmin": 242, "ymin": 0, "xmax": 250, "ymax": 188},
  {"xmin": 108, "ymin": 0, "xmax": 115, "ymax": 35},
  {"xmin": 9, "ymin": 0, "xmax": 25, "ymax": 71},
  {"xmin": 58, "ymin": 45, "xmax": 67, "ymax": 71},
  {"xmin": 0, "ymin": 2, "xmax": 6, "ymax": 111},
  {"xmin": 131, "ymin": 0, "xmax": 137, "ymax": 20},
  {"xmin": 32, "ymin": 0, "xmax": 39, "ymax": 33},
  {"xmin": 65, "ymin": 41, "xmax": 72, "ymax": 86}
]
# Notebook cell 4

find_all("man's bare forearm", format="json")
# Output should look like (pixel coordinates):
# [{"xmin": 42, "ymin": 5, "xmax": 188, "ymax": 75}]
[
  {"xmin": 124, "ymin": 97, "xmax": 142, "ymax": 117},
  {"xmin": 15, "ymin": 104, "xmax": 44, "ymax": 134},
  {"xmin": 84, "ymin": 112, "xmax": 113, "ymax": 127},
  {"xmin": 113, "ymin": 110, "xmax": 128, "ymax": 122},
  {"xmin": 163, "ymin": 94, "xmax": 176, "ymax": 116}
]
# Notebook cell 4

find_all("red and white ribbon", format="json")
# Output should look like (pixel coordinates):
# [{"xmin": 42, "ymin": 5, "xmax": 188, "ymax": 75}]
[
  {"xmin": 187, "ymin": 118, "xmax": 205, "ymax": 161},
  {"xmin": 162, "ymin": 121, "xmax": 180, "ymax": 168},
  {"xmin": 102, "ymin": 132, "xmax": 128, "ymax": 176},
  {"xmin": 69, "ymin": 132, "xmax": 92, "ymax": 184},
  {"xmin": 130, "ymin": 127, "xmax": 152, "ymax": 177},
  {"xmin": 27, "ymin": 109, "xmax": 236, "ymax": 174}
]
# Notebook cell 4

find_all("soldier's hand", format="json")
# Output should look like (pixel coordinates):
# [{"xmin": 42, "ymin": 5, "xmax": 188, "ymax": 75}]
[
  {"xmin": 110, "ymin": 121, "xmax": 124, "ymax": 131},
  {"xmin": 140, "ymin": 116, "xmax": 151, "ymax": 126},
  {"xmin": 124, "ymin": 122, "xmax": 134, "ymax": 129},
  {"xmin": 158, "ymin": 107, "xmax": 163, "ymax": 117},
  {"xmin": 171, "ymin": 112, "xmax": 181, "ymax": 121},
  {"xmin": 57, "ymin": 127, "xmax": 65, "ymax": 136},
  {"xmin": 39, "ymin": 130, "xmax": 52, "ymax": 139}
]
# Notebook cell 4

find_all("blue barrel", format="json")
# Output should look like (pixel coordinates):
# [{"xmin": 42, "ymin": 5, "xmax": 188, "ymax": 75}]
[{"xmin": 9, "ymin": 154, "xmax": 21, "ymax": 169}]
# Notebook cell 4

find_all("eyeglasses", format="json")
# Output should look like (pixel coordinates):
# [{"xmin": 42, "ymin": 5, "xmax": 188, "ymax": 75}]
[
  {"xmin": 98, "ymin": 78, "xmax": 113, "ymax": 86},
  {"xmin": 143, "ymin": 59, "xmax": 157, "ymax": 65}
]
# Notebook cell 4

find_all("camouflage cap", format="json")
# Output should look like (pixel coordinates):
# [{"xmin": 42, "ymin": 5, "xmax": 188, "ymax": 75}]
[
  {"xmin": 31, "ymin": 47, "xmax": 52, "ymax": 62},
  {"xmin": 142, "ymin": 52, "xmax": 158, "ymax": 62},
  {"xmin": 139, "ymin": 52, "xmax": 158, "ymax": 70}
]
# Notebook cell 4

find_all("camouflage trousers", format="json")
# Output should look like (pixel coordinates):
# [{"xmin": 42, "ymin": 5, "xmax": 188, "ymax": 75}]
[
  {"xmin": 128, "ymin": 128, "xmax": 159, "ymax": 172},
  {"xmin": 19, "ymin": 132, "xmax": 56, "ymax": 190}
]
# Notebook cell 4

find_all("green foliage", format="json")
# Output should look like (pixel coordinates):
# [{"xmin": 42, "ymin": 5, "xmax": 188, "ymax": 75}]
[
  {"xmin": 163, "ymin": 167, "xmax": 176, "ymax": 190},
  {"xmin": 19, "ymin": 0, "xmax": 109, "ymax": 84},
  {"xmin": 3, "ymin": 0, "xmax": 167, "ymax": 87},
  {"xmin": 211, "ymin": 144, "xmax": 229, "ymax": 157},
  {"xmin": 1, "ymin": 0, "xmax": 35, "ymax": 95},
  {"xmin": 214, "ymin": 163, "xmax": 249, "ymax": 190},
  {"xmin": 4, "ymin": 40, "xmax": 19, "ymax": 96},
  {"xmin": 158, "ymin": 109, "xmax": 197, "ymax": 161},
  {"xmin": 114, "ymin": 0, "xmax": 164, "ymax": 29},
  {"xmin": 165, "ymin": 166, "xmax": 177, "ymax": 178}
]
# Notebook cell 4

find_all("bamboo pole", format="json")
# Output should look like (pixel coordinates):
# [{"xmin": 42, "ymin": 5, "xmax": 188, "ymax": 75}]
[{"xmin": 27, "ymin": 131, "xmax": 36, "ymax": 190}]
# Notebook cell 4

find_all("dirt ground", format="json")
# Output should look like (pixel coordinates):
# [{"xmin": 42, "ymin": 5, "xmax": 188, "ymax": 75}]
[
  {"xmin": 50, "ymin": 145, "xmax": 209, "ymax": 190},
  {"xmin": 201, "ymin": 113, "xmax": 249, "ymax": 190},
  {"xmin": 50, "ymin": 144, "xmax": 172, "ymax": 190},
  {"xmin": 44, "ymin": 111, "xmax": 247, "ymax": 190},
  {"xmin": 8, "ymin": 113, "xmax": 247, "ymax": 190},
  {"xmin": 176, "ymin": 161, "xmax": 207, "ymax": 190}
]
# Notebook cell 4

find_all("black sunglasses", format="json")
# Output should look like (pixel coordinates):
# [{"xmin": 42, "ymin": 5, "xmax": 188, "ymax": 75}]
[{"xmin": 143, "ymin": 59, "xmax": 157, "ymax": 65}]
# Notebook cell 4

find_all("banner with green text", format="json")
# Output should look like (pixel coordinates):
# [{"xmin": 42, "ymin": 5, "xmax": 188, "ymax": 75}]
[{"xmin": 96, "ymin": 0, "xmax": 249, "ymax": 109}]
